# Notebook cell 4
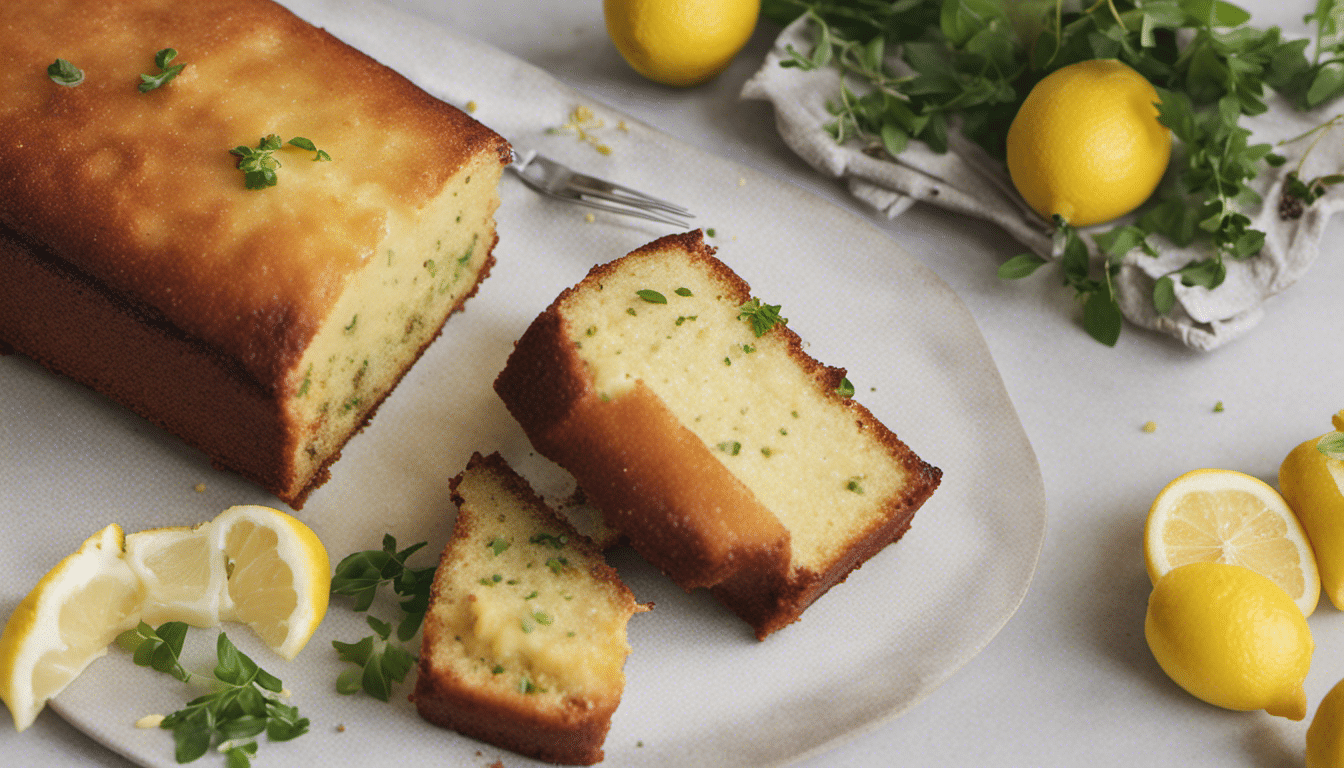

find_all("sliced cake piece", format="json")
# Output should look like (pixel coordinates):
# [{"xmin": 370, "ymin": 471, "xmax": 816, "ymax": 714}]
[
  {"xmin": 413, "ymin": 452, "xmax": 647, "ymax": 766},
  {"xmin": 494, "ymin": 230, "xmax": 941, "ymax": 639},
  {"xmin": 0, "ymin": 0, "xmax": 510, "ymax": 507}
]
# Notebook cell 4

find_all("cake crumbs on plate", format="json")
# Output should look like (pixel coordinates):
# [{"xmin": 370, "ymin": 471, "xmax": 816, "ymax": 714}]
[
  {"xmin": 465, "ymin": 100, "xmax": 478, "ymax": 113},
  {"xmin": 1213, "ymin": 400, "xmax": 1225, "ymax": 412},
  {"xmin": 584, "ymin": 212, "xmax": 596, "ymax": 223},
  {"xmin": 549, "ymin": 105, "xmax": 614, "ymax": 154},
  {"xmin": 1142, "ymin": 420, "xmax": 1158, "ymax": 433},
  {"xmin": 193, "ymin": 483, "xmax": 206, "ymax": 493}
]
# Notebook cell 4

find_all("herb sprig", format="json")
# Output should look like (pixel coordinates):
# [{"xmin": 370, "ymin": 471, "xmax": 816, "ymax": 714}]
[
  {"xmin": 737, "ymin": 298, "xmax": 788, "ymax": 337},
  {"xmin": 140, "ymin": 48, "xmax": 186, "ymax": 92},
  {"xmin": 229, "ymin": 134, "xmax": 332, "ymax": 190},
  {"xmin": 329, "ymin": 535, "xmax": 436, "ymax": 701},
  {"xmin": 117, "ymin": 622, "xmax": 309, "ymax": 767},
  {"xmin": 763, "ymin": 0, "xmax": 1344, "ymax": 345},
  {"xmin": 47, "ymin": 58, "xmax": 84, "ymax": 87},
  {"xmin": 1320, "ymin": 431, "xmax": 1344, "ymax": 460}
]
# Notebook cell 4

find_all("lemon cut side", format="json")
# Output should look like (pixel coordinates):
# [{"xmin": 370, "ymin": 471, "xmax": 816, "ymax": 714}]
[
  {"xmin": 0, "ymin": 506, "xmax": 331, "ymax": 730},
  {"xmin": 213, "ymin": 505, "xmax": 331, "ymax": 661},
  {"xmin": 1144, "ymin": 468, "xmax": 1320, "ymax": 617},
  {"xmin": 0, "ymin": 525, "xmax": 142, "ymax": 731}
]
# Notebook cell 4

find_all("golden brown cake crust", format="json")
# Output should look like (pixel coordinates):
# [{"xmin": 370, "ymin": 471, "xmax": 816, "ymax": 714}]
[
  {"xmin": 495, "ymin": 231, "xmax": 942, "ymax": 638},
  {"xmin": 0, "ymin": 0, "xmax": 510, "ymax": 388},
  {"xmin": 0, "ymin": 0, "xmax": 508, "ymax": 506},
  {"xmin": 412, "ymin": 452, "xmax": 639, "ymax": 765}
]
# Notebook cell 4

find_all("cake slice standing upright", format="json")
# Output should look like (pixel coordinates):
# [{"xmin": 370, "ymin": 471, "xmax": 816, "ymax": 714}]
[{"xmin": 494, "ymin": 230, "xmax": 941, "ymax": 638}]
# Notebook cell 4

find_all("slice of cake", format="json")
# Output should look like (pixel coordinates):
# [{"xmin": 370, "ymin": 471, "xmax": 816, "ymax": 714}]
[
  {"xmin": 413, "ymin": 452, "xmax": 647, "ymax": 765},
  {"xmin": 494, "ymin": 230, "xmax": 942, "ymax": 639},
  {"xmin": 0, "ymin": 0, "xmax": 510, "ymax": 507}
]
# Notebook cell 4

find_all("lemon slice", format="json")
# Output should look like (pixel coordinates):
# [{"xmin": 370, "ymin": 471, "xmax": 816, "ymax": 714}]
[
  {"xmin": 1144, "ymin": 468, "xmax": 1320, "ymax": 617},
  {"xmin": 125, "ymin": 524, "xmax": 231, "ymax": 627},
  {"xmin": 0, "ymin": 524, "xmax": 142, "ymax": 730},
  {"xmin": 211, "ymin": 506, "xmax": 331, "ymax": 660}
]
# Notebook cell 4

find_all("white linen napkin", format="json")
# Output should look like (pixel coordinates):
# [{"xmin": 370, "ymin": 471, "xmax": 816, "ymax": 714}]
[{"xmin": 743, "ymin": 16, "xmax": 1344, "ymax": 349}]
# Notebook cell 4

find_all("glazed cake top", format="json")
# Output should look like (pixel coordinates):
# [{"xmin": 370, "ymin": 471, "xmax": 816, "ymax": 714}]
[{"xmin": 0, "ymin": 0, "xmax": 509, "ymax": 383}]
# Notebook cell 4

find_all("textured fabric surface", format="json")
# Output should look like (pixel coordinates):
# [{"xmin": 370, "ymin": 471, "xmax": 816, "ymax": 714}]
[{"xmin": 743, "ymin": 16, "xmax": 1344, "ymax": 349}]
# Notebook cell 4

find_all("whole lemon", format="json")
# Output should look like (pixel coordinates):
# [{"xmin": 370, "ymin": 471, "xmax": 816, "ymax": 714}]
[
  {"xmin": 1145, "ymin": 561, "xmax": 1312, "ymax": 720},
  {"xmin": 604, "ymin": 0, "xmax": 760, "ymax": 87},
  {"xmin": 1006, "ymin": 59, "xmax": 1171, "ymax": 227},
  {"xmin": 1309, "ymin": 675, "xmax": 1344, "ymax": 768},
  {"xmin": 1280, "ymin": 410, "xmax": 1344, "ymax": 609}
]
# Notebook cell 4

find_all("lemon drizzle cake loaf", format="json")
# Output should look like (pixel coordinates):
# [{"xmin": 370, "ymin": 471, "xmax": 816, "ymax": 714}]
[
  {"xmin": 0, "ymin": 0, "xmax": 509, "ymax": 507},
  {"xmin": 413, "ymin": 452, "xmax": 647, "ymax": 765},
  {"xmin": 495, "ymin": 231, "xmax": 941, "ymax": 638}
]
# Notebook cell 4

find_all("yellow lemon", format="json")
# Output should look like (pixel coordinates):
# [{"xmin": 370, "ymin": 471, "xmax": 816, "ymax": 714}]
[
  {"xmin": 1280, "ymin": 411, "xmax": 1344, "ymax": 609},
  {"xmin": 125, "ymin": 524, "xmax": 230, "ymax": 628},
  {"xmin": 0, "ymin": 525, "xmax": 142, "ymax": 731},
  {"xmin": 211, "ymin": 505, "xmax": 331, "ymax": 660},
  {"xmin": 1006, "ymin": 59, "xmax": 1171, "ymax": 227},
  {"xmin": 604, "ymin": 0, "xmax": 760, "ymax": 87},
  {"xmin": 1145, "ymin": 561, "xmax": 1312, "ymax": 720},
  {"xmin": 1144, "ymin": 468, "xmax": 1319, "ymax": 617},
  {"xmin": 1309, "ymin": 674, "xmax": 1344, "ymax": 768}
]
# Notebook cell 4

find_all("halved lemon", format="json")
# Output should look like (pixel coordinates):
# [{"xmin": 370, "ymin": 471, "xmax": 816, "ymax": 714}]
[
  {"xmin": 0, "ymin": 525, "xmax": 142, "ymax": 731},
  {"xmin": 1144, "ymin": 468, "xmax": 1320, "ymax": 617},
  {"xmin": 211, "ymin": 506, "xmax": 331, "ymax": 660},
  {"xmin": 125, "ymin": 524, "xmax": 231, "ymax": 627}
]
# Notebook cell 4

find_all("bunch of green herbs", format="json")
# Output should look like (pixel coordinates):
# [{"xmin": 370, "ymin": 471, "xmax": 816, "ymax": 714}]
[
  {"xmin": 761, "ymin": 0, "xmax": 1344, "ymax": 345},
  {"xmin": 329, "ymin": 534, "xmax": 436, "ymax": 701},
  {"xmin": 117, "ymin": 622, "xmax": 309, "ymax": 767}
]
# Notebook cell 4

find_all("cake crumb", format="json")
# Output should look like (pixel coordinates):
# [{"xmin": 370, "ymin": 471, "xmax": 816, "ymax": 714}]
[
  {"xmin": 1142, "ymin": 421, "xmax": 1157, "ymax": 433},
  {"xmin": 135, "ymin": 714, "xmax": 165, "ymax": 729},
  {"xmin": 584, "ymin": 213, "xmax": 596, "ymax": 223},
  {"xmin": 465, "ymin": 100, "xmax": 478, "ymax": 113},
  {"xmin": 193, "ymin": 483, "xmax": 206, "ymax": 493},
  {"xmin": 737, "ymin": 177, "xmax": 746, "ymax": 187},
  {"xmin": 336, "ymin": 724, "xmax": 346, "ymax": 733},
  {"xmin": 1213, "ymin": 400, "xmax": 1225, "ymax": 413}
]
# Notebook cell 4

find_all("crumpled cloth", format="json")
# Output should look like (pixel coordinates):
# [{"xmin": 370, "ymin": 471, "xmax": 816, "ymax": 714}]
[{"xmin": 742, "ymin": 16, "xmax": 1344, "ymax": 350}]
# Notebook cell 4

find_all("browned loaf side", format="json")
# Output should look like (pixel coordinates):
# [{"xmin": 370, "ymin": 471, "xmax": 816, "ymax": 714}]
[
  {"xmin": 494, "ymin": 230, "xmax": 942, "ymax": 639},
  {"xmin": 413, "ymin": 452, "xmax": 646, "ymax": 765},
  {"xmin": 0, "ymin": 0, "xmax": 510, "ymax": 507}
]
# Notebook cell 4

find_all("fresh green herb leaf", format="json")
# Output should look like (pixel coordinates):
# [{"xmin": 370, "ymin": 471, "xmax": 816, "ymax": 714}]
[
  {"xmin": 118, "ymin": 621, "xmax": 192, "ymax": 682},
  {"xmin": 330, "ymin": 534, "xmax": 436, "ymax": 700},
  {"xmin": 139, "ymin": 48, "xmax": 185, "ymax": 92},
  {"xmin": 737, "ymin": 298, "xmax": 787, "ymax": 337},
  {"xmin": 123, "ymin": 626, "xmax": 308, "ymax": 764},
  {"xmin": 47, "ymin": 58, "xmax": 84, "ymax": 86},
  {"xmin": 998, "ymin": 252, "xmax": 1048, "ymax": 280},
  {"xmin": 675, "ymin": 287, "xmax": 693, "ymax": 296},
  {"xmin": 835, "ymin": 377, "xmax": 855, "ymax": 398},
  {"xmin": 718, "ymin": 440, "xmax": 742, "ymax": 455},
  {"xmin": 636, "ymin": 289, "xmax": 667, "ymax": 304},
  {"xmin": 488, "ymin": 536, "xmax": 510, "ymax": 555},
  {"xmin": 1319, "ymin": 432, "xmax": 1344, "ymax": 460},
  {"xmin": 229, "ymin": 134, "xmax": 331, "ymax": 189}
]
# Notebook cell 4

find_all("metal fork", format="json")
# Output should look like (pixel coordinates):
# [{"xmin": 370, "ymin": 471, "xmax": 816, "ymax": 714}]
[{"xmin": 508, "ymin": 149, "xmax": 693, "ymax": 227}]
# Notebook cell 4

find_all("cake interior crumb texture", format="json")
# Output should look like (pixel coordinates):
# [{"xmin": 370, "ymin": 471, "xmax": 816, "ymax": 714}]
[
  {"xmin": 414, "ymin": 452, "xmax": 645, "ymax": 766},
  {"xmin": 495, "ymin": 231, "xmax": 941, "ymax": 638},
  {"xmin": 0, "ymin": 0, "xmax": 509, "ymax": 507}
]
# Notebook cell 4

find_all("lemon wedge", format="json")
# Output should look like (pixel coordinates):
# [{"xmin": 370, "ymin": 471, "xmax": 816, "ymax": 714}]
[
  {"xmin": 125, "ymin": 524, "xmax": 231, "ymax": 627},
  {"xmin": 1144, "ymin": 468, "xmax": 1320, "ymax": 617},
  {"xmin": 212, "ymin": 505, "xmax": 331, "ymax": 660},
  {"xmin": 0, "ymin": 524, "xmax": 142, "ymax": 731}
]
